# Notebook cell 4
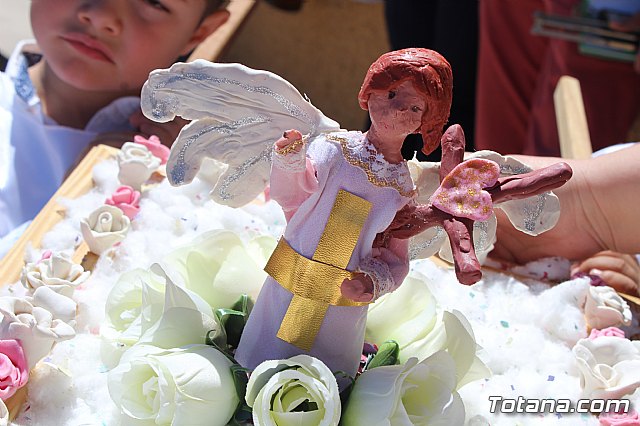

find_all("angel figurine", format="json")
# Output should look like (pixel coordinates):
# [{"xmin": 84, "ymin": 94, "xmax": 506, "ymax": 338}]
[{"xmin": 140, "ymin": 48, "xmax": 571, "ymax": 379}]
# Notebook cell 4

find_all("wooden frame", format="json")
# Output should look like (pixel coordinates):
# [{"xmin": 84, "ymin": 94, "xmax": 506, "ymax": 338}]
[{"xmin": 0, "ymin": 145, "xmax": 119, "ymax": 287}]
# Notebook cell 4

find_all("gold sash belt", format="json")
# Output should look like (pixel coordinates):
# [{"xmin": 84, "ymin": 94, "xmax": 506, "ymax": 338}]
[{"xmin": 264, "ymin": 189, "xmax": 372, "ymax": 351}]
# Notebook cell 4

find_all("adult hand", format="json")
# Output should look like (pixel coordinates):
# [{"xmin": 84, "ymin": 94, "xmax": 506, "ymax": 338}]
[
  {"xmin": 572, "ymin": 251, "xmax": 640, "ymax": 296},
  {"xmin": 491, "ymin": 146, "xmax": 640, "ymax": 264}
]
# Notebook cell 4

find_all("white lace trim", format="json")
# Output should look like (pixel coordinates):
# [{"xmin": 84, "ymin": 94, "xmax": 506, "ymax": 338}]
[
  {"xmin": 272, "ymin": 143, "xmax": 307, "ymax": 172},
  {"xmin": 326, "ymin": 132, "xmax": 415, "ymax": 198},
  {"xmin": 357, "ymin": 255, "xmax": 394, "ymax": 301}
]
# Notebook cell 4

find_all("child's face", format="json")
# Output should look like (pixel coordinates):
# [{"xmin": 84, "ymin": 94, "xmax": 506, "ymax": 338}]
[{"xmin": 31, "ymin": 0, "xmax": 213, "ymax": 94}]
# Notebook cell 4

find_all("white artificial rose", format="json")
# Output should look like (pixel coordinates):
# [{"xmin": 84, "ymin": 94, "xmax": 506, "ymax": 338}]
[
  {"xmin": 135, "ymin": 265, "xmax": 221, "ymax": 349},
  {"xmin": 100, "ymin": 266, "xmax": 220, "ymax": 368},
  {"xmin": 342, "ymin": 351, "xmax": 465, "ymax": 426},
  {"xmin": 584, "ymin": 285, "xmax": 632, "ymax": 330},
  {"xmin": 20, "ymin": 252, "xmax": 90, "ymax": 297},
  {"xmin": 27, "ymin": 286, "xmax": 77, "ymax": 324},
  {"xmin": 117, "ymin": 142, "xmax": 161, "ymax": 189},
  {"xmin": 80, "ymin": 204, "xmax": 131, "ymax": 255},
  {"xmin": 160, "ymin": 230, "xmax": 275, "ymax": 309},
  {"xmin": 366, "ymin": 273, "xmax": 489, "ymax": 388},
  {"xmin": 108, "ymin": 344, "xmax": 238, "ymax": 426},
  {"xmin": 573, "ymin": 336, "xmax": 640, "ymax": 399},
  {"xmin": 245, "ymin": 355, "xmax": 341, "ymax": 426},
  {"xmin": 0, "ymin": 297, "xmax": 75, "ymax": 369}
]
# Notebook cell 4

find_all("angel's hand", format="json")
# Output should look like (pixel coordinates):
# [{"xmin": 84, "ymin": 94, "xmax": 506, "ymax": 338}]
[
  {"xmin": 341, "ymin": 273, "xmax": 374, "ymax": 302},
  {"xmin": 487, "ymin": 162, "xmax": 572, "ymax": 204},
  {"xmin": 274, "ymin": 129, "xmax": 304, "ymax": 155}
]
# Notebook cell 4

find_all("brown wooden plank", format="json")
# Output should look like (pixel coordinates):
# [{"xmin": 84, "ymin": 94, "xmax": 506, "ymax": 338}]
[
  {"xmin": 188, "ymin": 0, "xmax": 256, "ymax": 62},
  {"xmin": 553, "ymin": 75, "xmax": 593, "ymax": 159}
]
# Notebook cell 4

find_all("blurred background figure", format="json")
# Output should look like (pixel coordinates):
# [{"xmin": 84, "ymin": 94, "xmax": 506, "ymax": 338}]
[
  {"xmin": 384, "ymin": 0, "xmax": 478, "ymax": 161},
  {"xmin": 475, "ymin": 0, "xmax": 640, "ymax": 156}
]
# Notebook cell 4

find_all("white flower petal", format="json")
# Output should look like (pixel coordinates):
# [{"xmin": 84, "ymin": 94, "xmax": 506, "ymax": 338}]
[{"xmin": 109, "ymin": 344, "xmax": 237, "ymax": 426}]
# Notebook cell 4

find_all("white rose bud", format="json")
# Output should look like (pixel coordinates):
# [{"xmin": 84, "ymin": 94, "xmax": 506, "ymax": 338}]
[
  {"xmin": 80, "ymin": 205, "xmax": 130, "ymax": 255},
  {"xmin": 584, "ymin": 285, "xmax": 632, "ymax": 330},
  {"xmin": 246, "ymin": 355, "xmax": 341, "ymax": 426},
  {"xmin": 117, "ymin": 142, "xmax": 161, "ymax": 189}
]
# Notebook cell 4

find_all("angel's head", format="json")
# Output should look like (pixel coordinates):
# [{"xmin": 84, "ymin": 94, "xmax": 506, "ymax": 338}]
[{"xmin": 358, "ymin": 48, "xmax": 453, "ymax": 156}]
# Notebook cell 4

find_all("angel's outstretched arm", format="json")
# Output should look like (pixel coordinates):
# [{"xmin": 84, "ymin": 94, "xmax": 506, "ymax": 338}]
[
  {"xmin": 270, "ymin": 129, "xmax": 319, "ymax": 221},
  {"xmin": 486, "ymin": 162, "xmax": 572, "ymax": 203}
]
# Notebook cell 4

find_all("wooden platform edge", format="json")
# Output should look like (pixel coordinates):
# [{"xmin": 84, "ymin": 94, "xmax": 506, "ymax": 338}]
[
  {"xmin": 0, "ymin": 145, "xmax": 119, "ymax": 286},
  {"xmin": 188, "ymin": 0, "xmax": 256, "ymax": 62}
]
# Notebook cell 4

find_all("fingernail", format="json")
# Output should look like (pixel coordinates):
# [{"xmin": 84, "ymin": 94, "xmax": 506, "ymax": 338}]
[{"xmin": 589, "ymin": 268, "xmax": 603, "ymax": 276}]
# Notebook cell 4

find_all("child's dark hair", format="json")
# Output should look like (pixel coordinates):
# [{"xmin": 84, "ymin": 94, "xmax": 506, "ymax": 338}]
[{"xmin": 204, "ymin": 0, "xmax": 229, "ymax": 16}]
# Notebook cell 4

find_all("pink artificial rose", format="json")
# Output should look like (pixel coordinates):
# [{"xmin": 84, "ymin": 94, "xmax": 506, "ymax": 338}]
[
  {"xmin": 600, "ymin": 410, "xmax": 640, "ymax": 426},
  {"xmin": 589, "ymin": 327, "xmax": 626, "ymax": 340},
  {"xmin": 105, "ymin": 186, "xmax": 141, "ymax": 220},
  {"xmin": 134, "ymin": 135, "xmax": 170, "ymax": 165},
  {"xmin": 0, "ymin": 339, "xmax": 29, "ymax": 400},
  {"xmin": 38, "ymin": 250, "xmax": 52, "ymax": 263}
]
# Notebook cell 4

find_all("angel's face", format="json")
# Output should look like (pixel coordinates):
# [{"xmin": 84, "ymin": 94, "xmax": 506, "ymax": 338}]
[{"xmin": 367, "ymin": 80, "xmax": 425, "ymax": 141}]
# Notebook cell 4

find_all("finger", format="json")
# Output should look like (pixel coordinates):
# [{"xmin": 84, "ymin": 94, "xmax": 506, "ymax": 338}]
[
  {"xmin": 573, "ymin": 253, "xmax": 640, "ymax": 295},
  {"xmin": 574, "ymin": 251, "xmax": 638, "ymax": 276},
  {"xmin": 340, "ymin": 280, "xmax": 361, "ymax": 300},
  {"xmin": 593, "ymin": 269, "xmax": 638, "ymax": 296},
  {"xmin": 354, "ymin": 292, "xmax": 373, "ymax": 303}
]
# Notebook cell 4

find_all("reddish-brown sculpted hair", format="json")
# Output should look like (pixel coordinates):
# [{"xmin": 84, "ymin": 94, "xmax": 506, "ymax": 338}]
[{"xmin": 358, "ymin": 48, "xmax": 453, "ymax": 155}]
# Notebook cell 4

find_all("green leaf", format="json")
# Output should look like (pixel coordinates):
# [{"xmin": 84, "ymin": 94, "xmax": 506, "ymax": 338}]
[
  {"xmin": 231, "ymin": 364, "xmax": 250, "ymax": 401},
  {"xmin": 366, "ymin": 341, "xmax": 400, "ymax": 370},
  {"xmin": 228, "ymin": 364, "xmax": 253, "ymax": 426},
  {"xmin": 215, "ymin": 295, "xmax": 253, "ymax": 349}
]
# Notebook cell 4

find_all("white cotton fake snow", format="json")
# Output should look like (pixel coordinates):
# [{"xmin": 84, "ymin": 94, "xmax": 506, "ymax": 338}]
[{"xmin": 3, "ymin": 158, "xmax": 638, "ymax": 426}]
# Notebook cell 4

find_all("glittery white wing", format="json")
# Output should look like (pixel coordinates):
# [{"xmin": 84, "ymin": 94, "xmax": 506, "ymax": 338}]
[
  {"xmin": 141, "ymin": 59, "xmax": 340, "ymax": 207},
  {"xmin": 469, "ymin": 150, "xmax": 561, "ymax": 235},
  {"xmin": 407, "ymin": 160, "xmax": 496, "ymax": 262},
  {"xmin": 408, "ymin": 151, "xmax": 562, "ymax": 261}
]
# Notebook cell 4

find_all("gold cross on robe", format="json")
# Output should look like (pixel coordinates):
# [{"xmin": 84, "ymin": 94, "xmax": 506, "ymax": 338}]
[{"xmin": 264, "ymin": 189, "xmax": 373, "ymax": 351}]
